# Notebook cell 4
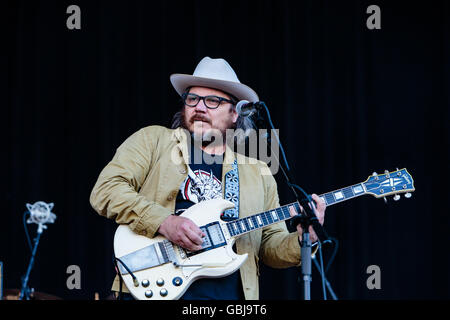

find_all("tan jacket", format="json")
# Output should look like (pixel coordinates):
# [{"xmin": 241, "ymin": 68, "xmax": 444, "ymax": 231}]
[{"xmin": 89, "ymin": 126, "xmax": 301, "ymax": 300}]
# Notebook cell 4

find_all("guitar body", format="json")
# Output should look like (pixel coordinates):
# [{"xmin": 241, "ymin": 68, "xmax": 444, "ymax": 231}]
[{"xmin": 113, "ymin": 198, "xmax": 248, "ymax": 300}]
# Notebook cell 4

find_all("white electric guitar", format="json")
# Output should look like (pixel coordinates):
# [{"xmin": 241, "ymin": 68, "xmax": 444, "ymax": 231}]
[{"xmin": 114, "ymin": 168, "xmax": 415, "ymax": 300}]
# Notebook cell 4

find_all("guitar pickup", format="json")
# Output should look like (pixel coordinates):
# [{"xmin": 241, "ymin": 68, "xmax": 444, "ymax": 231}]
[{"xmin": 186, "ymin": 222, "xmax": 227, "ymax": 258}]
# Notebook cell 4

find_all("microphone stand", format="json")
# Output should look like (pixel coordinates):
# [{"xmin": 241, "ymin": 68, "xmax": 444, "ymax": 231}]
[
  {"xmin": 19, "ymin": 225, "xmax": 44, "ymax": 300},
  {"xmin": 250, "ymin": 101, "xmax": 333, "ymax": 300},
  {"xmin": 19, "ymin": 202, "xmax": 56, "ymax": 300}
]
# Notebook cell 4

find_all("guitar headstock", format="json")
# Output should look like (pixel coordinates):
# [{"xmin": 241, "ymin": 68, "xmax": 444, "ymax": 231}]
[{"xmin": 363, "ymin": 168, "xmax": 415, "ymax": 200}]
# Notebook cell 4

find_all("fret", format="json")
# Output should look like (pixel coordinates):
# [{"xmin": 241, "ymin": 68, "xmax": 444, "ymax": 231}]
[
  {"xmin": 247, "ymin": 216, "xmax": 254, "ymax": 229},
  {"xmin": 265, "ymin": 211, "xmax": 274, "ymax": 225},
  {"xmin": 270, "ymin": 210, "xmax": 278, "ymax": 221},
  {"xmin": 244, "ymin": 218, "xmax": 252, "ymax": 230},
  {"xmin": 332, "ymin": 190, "xmax": 345, "ymax": 201},
  {"xmin": 324, "ymin": 193, "xmax": 335, "ymax": 205},
  {"xmin": 253, "ymin": 216, "xmax": 260, "ymax": 228},
  {"xmin": 256, "ymin": 215, "xmax": 263, "ymax": 227},
  {"xmin": 277, "ymin": 207, "xmax": 285, "ymax": 220},
  {"xmin": 232, "ymin": 221, "xmax": 239, "ymax": 234},
  {"xmin": 249, "ymin": 215, "xmax": 255, "ymax": 227},
  {"xmin": 236, "ymin": 221, "xmax": 242, "ymax": 233},
  {"xmin": 343, "ymin": 186, "xmax": 354, "ymax": 199},
  {"xmin": 259, "ymin": 213, "xmax": 267, "ymax": 226},
  {"xmin": 279, "ymin": 207, "xmax": 287, "ymax": 219},
  {"xmin": 352, "ymin": 184, "xmax": 364, "ymax": 195},
  {"xmin": 264, "ymin": 212, "xmax": 270, "ymax": 225},
  {"xmin": 239, "ymin": 219, "xmax": 247, "ymax": 232},
  {"xmin": 281, "ymin": 206, "xmax": 291, "ymax": 219},
  {"xmin": 262, "ymin": 213, "xmax": 270, "ymax": 226},
  {"xmin": 245, "ymin": 217, "xmax": 254, "ymax": 230},
  {"xmin": 240, "ymin": 218, "xmax": 247, "ymax": 231},
  {"xmin": 227, "ymin": 223, "xmax": 234, "ymax": 237},
  {"xmin": 293, "ymin": 202, "xmax": 302, "ymax": 214}
]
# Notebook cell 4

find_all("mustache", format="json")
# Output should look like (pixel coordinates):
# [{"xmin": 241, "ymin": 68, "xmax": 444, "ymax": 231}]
[{"xmin": 189, "ymin": 114, "xmax": 211, "ymax": 124}]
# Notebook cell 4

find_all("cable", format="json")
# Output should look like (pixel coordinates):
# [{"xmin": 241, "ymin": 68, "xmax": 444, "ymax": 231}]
[
  {"xmin": 260, "ymin": 102, "xmax": 292, "ymax": 172},
  {"xmin": 114, "ymin": 257, "xmax": 139, "ymax": 287},
  {"xmin": 325, "ymin": 237, "xmax": 339, "ymax": 274},
  {"xmin": 258, "ymin": 101, "xmax": 338, "ymax": 300},
  {"xmin": 312, "ymin": 250, "xmax": 339, "ymax": 300},
  {"xmin": 318, "ymin": 243, "xmax": 327, "ymax": 300}
]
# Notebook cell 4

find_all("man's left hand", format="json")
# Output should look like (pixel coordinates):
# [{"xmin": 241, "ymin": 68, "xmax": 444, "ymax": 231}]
[{"xmin": 296, "ymin": 193, "xmax": 326, "ymax": 243}]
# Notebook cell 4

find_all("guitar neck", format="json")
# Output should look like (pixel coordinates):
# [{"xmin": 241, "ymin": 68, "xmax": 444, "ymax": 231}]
[
  {"xmin": 225, "ymin": 182, "xmax": 367, "ymax": 237},
  {"xmin": 319, "ymin": 182, "xmax": 366, "ymax": 206}
]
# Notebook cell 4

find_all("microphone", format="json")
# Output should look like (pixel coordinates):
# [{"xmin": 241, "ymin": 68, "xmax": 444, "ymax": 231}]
[
  {"xmin": 26, "ymin": 201, "xmax": 56, "ymax": 233},
  {"xmin": 235, "ymin": 100, "xmax": 263, "ymax": 117}
]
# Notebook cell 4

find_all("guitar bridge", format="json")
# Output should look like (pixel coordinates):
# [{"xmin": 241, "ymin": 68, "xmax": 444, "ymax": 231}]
[{"xmin": 117, "ymin": 242, "xmax": 170, "ymax": 275}]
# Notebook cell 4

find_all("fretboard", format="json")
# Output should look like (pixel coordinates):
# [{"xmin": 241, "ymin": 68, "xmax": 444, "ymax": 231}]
[
  {"xmin": 225, "ymin": 183, "xmax": 367, "ymax": 237},
  {"xmin": 319, "ymin": 183, "xmax": 366, "ymax": 206},
  {"xmin": 225, "ymin": 202, "xmax": 302, "ymax": 237}
]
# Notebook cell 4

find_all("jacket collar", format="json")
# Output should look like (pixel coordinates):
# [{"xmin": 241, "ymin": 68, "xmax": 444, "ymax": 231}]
[{"xmin": 172, "ymin": 127, "xmax": 237, "ymax": 168}]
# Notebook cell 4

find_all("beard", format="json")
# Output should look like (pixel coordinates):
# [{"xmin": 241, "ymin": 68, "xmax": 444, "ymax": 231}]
[{"xmin": 182, "ymin": 111, "xmax": 230, "ymax": 147}]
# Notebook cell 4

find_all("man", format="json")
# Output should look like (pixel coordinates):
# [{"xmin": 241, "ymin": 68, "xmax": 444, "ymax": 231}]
[{"xmin": 89, "ymin": 57, "xmax": 326, "ymax": 300}]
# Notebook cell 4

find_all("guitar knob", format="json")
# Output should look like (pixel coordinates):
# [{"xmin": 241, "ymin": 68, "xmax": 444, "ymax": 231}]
[
  {"xmin": 156, "ymin": 278, "xmax": 165, "ymax": 286},
  {"xmin": 160, "ymin": 288, "xmax": 168, "ymax": 297},
  {"xmin": 144, "ymin": 290, "xmax": 153, "ymax": 298},
  {"xmin": 172, "ymin": 277, "xmax": 183, "ymax": 286},
  {"xmin": 141, "ymin": 279, "xmax": 150, "ymax": 287},
  {"xmin": 393, "ymin": 194, "xmax": 400, "ymax": 201},
  {"xmin": 404, "ymin": 193, "xmax": 412, "ymax": 198}
]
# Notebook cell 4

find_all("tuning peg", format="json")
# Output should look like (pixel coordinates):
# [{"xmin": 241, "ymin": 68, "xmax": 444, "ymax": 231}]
[
  {"xmin": 384, "ymin": 170, "xmax": 390, "ymax": 178},
  {"xmin": 372, "ymin": 172, "xmax": 378, "ymax": 176},
  {"xmin": 383, "ymin": 197, "xmax": 387, "ymax": 203},
  {"xmin": 404, "ymin": 193, "xmax": 412, "ymax": 198},
  {"xmin": 393, "ymin": 194, "xmax": 400, "ymax": 201}
]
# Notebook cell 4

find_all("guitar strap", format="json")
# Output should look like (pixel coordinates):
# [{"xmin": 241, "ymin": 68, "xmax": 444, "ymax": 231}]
[
  {"xmin": 221, "ymin": 159, "xmax": 240, "ymax": 221},
  {"xmin": 186, "ymin": 158, "xmax": 240, "ymax": 221}
]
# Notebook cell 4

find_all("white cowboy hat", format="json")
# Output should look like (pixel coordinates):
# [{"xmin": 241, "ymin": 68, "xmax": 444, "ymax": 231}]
[{"xmin": 170, "ymin": 56, "xmax": 259, "ymax": 102}]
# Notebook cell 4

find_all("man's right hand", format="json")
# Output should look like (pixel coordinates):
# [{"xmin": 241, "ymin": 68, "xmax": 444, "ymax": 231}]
[{"xmin": 157, "ymin": 215, "xmax": 206, "ymax": 251}]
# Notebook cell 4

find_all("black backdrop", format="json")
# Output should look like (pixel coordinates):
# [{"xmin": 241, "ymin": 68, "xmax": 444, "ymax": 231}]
[{"xmin": 1, "ymin": 0, "xmax": 449, "ymax": 300}]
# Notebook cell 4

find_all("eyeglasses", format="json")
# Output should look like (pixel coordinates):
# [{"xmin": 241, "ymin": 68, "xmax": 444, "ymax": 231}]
[{"xmin": 182, "ymin": 93, "xmax": 235, "ymax": 109}]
